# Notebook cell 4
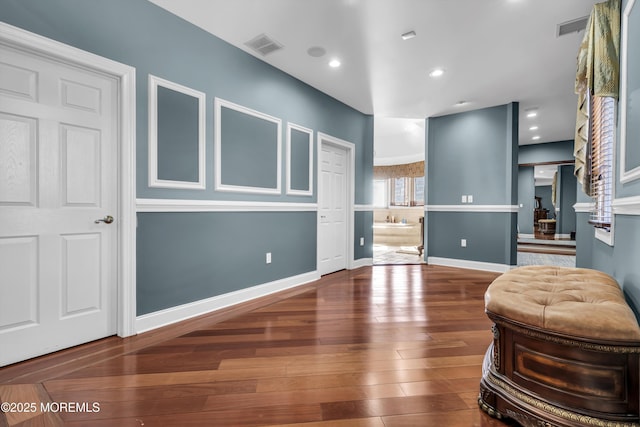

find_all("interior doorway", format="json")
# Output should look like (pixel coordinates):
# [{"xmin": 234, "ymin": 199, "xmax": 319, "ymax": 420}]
[
  {"xmin": 517, "ymin": 162, "xmax": 576, "ymax": 267},
  {"xmin": 372, "ymin": 170, "xmax": 425, "ymax": 265},
  {"xmin": 372, "ymin": 117, "xmax": 426, "ymax": 265},
  {"xmin": 0, "ymin": 23, "xmax": 136, "ymax": 367},
  {"xmin": 317, "ymin": 133, "xmax": 354, "ymax": 276}
]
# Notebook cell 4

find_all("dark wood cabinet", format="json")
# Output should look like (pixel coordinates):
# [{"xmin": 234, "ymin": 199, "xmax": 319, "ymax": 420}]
[
  {"xmin": 534, "ymin": 209, "xmax": 548, "ymax": 225},
  {"xmin": 533, "ymin": 196, "xmax": 549, "ymax": 225}
]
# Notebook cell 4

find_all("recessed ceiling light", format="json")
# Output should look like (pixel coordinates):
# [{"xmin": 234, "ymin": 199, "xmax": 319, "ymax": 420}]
[
  {"xmin": 455, "ymin": 101, "xmax": 468, "ymax": 106},
  {"xmin": 429, "ymin": 68, "xmax": 445, "ymax": 78},
  {"xmin": 307, "ymin": 46, "xmax": 326, "ymax": 57},
  {"xmin": 329, "ymin": 59, "xmax": 341, "ymax": 68},
  {"xmin": 401, "ymin": 31, "xmax": 416, "ymax": 40},
  {"xmin": 529, "ymin": 126, "xmax": 539, "ymax": 131},
  {"xmin": 532, "ymin": 135, "xmax": 541, "ymax": 140},
  {"xmin": 404, "ymin": 122, "xmax": 421, "ymax": 133}
]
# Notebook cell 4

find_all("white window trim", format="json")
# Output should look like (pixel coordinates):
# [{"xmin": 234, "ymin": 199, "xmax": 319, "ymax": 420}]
[
  {"xmin": 373, "ymin": 179, "xmax": 388, "ymax": 208},
  {"xmin": 594, "ymin": 102, "xmax": 616, "ymax": 247},
  {"xmin": 595, "ymin": 226, "xmax": 614, "ymax": 246}
]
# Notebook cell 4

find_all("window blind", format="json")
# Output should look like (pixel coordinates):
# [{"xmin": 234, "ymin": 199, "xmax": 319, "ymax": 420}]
[{"xmin": 588, "ymin": 94, "xmax": 615, "ymax": 229}]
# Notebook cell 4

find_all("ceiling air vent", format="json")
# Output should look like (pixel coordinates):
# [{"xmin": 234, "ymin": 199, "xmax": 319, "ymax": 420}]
[
  {"xmin": 557, "ymin": 16, "xmax": 589, "ymax": 37},
  {"xmin": 244, "ymin": 33, "xmax": 283, "ymax": 56}
]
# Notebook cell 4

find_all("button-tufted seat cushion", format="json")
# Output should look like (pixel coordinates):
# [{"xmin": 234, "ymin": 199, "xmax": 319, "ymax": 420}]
[{"xmin": 485, "ymin": 265, "xmax": 640, "ymax": 341}]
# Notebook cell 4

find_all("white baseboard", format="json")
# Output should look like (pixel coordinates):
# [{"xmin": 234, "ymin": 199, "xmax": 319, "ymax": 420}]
[
  {"xmin": 135, "ymin": 270, "xmax": 320, "ymax": 334},
  {"xmin": 518, "ymin": 234, "xmax": 535, "ymax": 239},
  {"xmin": 427, "ymin": 257, "xmax": 514, "ymax": 273},
  {"xmin": 351, "ymin": 258, "xmax": 373, "ymax": 269}
]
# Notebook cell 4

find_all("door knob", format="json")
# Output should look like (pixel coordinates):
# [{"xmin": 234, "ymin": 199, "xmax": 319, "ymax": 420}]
[{"xmin": 95, "ymin": 215, "xmax": 114, "ymax": 224}]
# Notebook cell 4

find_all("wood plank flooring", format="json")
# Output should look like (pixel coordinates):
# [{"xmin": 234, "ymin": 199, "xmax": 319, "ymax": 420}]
[{"xmin": 0, "ymin": 265, "xmax": 515, "ymax": 426}]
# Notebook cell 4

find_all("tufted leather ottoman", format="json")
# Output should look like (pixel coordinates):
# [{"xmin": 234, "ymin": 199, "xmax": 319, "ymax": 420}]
[{"xmin": 478, "ymin": 266, "xmax": 640, "ymax": 427}]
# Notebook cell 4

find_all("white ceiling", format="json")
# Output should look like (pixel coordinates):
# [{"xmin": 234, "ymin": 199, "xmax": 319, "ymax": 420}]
[
  {"xmin": 373, "ymin": 117, "xmax": 425, "ymax": 165},
  {"xmin": 150, "ymin": 0, "xmax": 596, "ymax": 161},
  {"xmin": 535, "ymin": 164, "xmax": 559, "ymax": 186}
]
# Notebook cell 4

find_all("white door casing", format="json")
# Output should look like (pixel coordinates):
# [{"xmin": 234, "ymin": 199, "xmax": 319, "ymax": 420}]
[
  {"xmin": 317, "ymin": 133, "xmax": 355, "ymax": 276},
  {"xmin": 0, "ymin": 23, "xmax": 136, "ymax": 366}
]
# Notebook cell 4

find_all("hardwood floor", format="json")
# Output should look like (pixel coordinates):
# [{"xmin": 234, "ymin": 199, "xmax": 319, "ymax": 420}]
[
  {"xmin": 0, "ymin": 265, "xmax": 515, "ymax": 426},
  {"xmin": 518, "ymin": 232, "xmax": 576, "ymax": 256}
]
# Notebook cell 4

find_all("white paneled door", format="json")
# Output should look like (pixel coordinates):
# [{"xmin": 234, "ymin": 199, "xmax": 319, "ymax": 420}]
[
  {"xmin": 318, "ymin": 142, "xmax": 348, "ymax": 275},
  {"xmin": 0, "ymin": 44, "xmax": 118, "ymax": 366}
]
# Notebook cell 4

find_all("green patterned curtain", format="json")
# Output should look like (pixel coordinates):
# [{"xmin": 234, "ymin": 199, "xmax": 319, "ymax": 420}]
[{"xmin": 574, "ymin": 0, "xmax": 621, "ymax": 195}]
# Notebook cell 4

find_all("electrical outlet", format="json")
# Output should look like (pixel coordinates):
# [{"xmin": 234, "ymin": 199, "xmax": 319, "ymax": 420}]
[
  {"xmin": 266, "ymin": 252, "xmax": 272, "ymax": 264},
  {"xmin": 461, "ymin": 239, "xmax": 467, "ymax": 248},
  {"xmin": 468, "ymin": 195, "xmax": 473, "ymax": 203},
  {"xmin": 461, "ymin": 195, "xmax": 467, "ymax": 203},
  {"xmin": 360, "ymin": 237, "xmax": 364, "ymax": 246}
]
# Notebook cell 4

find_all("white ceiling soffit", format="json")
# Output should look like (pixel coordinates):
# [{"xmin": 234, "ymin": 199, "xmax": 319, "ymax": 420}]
[
  {"xmin": 149, "ymin": 0, "xmax": 599, "ymax": 147},
  {"xmin": 374, "ymin": 117, "xmax": 425, "ymax": 166},
  {"xmin": 534, "ymin": 164, "xmax": 559, "ymax": 186}
]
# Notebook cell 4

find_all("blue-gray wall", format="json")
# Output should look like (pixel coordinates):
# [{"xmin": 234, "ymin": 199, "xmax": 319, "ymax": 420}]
[
  {"xmin": 156, "ymin": 86, "xmax": 200, "ymax": 183},
  {"xmin": 535, "ymin": 185, "xmax": 553, "ymax": 217},
  {"xmin": 354, "ymin": 211, "xmax": 374, "ymax": 260},
  {"xmin": 558, "ymin": 164, "xmax": 577, "ymax": 235},
  {"xmin": 518, "ymin": 140, "xmax": 574, "ymax": 164},
  {"xmin": 576, "ymin": 0, "xmax": 640, "ymax": 318},
  {"xmin": 0, "ymin": 0, "xmax": 374, "ymax": 315},
  {"xmin": 290, "ymin": 128, "xmax": 312, "ymax": 192},
  {"xmin": 518, "ymin": 166, "xmax": 535, "ymax": 235},
  {"xmin": 137, "ymin": 212, "xmax": 317, "ymax": 314},
  {"xmin": 426, "ymin": 103, "xmax": 518, "ymax": 267}
]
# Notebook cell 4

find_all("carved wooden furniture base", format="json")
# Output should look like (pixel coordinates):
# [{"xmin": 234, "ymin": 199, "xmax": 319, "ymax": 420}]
[
  {"xmin": 479, "ymin": 266, "xmax": 640, "ymax": 427},
  {"xmin": 480, "ymin": 339, "xmax": 640, "ymax": 427},
  {"xmin": 538, "ymin": 219, "xmax": 556, "ymax": 234}
]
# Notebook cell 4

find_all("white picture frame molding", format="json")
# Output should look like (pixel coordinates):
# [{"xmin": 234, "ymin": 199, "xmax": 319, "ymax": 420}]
[
  {"xmin": 148, "ymin": 74, "xmax": 206, "ymax": 190},
  {"xmin": 214, "ymin": 97, "xmax": 282, "ymax": 194},
  {"xmin": 619, "ymin": 0, "xmax": 640, "ymax": 183},
  {"xmin": 286, "ymin": 122, "xmax": 314, "ymax": 196}
]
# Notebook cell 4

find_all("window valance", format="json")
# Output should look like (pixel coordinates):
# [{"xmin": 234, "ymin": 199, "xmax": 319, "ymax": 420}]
[{"xmin": 373, "ymin": 161, "xmax": 425, "ymax": 179}]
